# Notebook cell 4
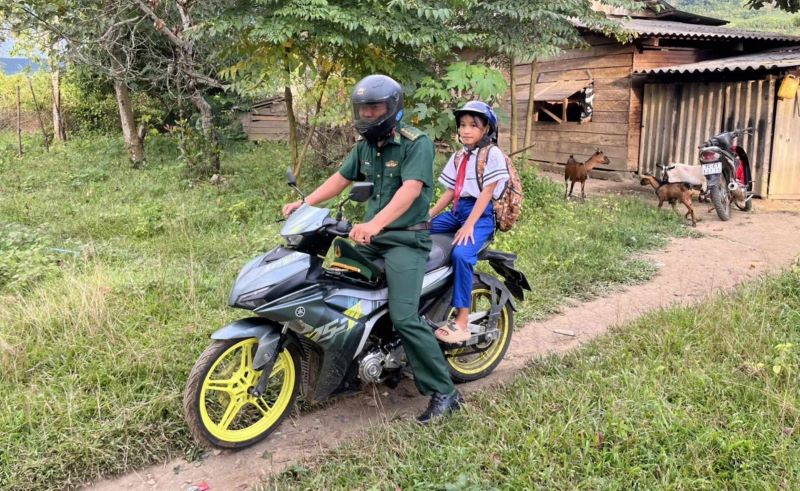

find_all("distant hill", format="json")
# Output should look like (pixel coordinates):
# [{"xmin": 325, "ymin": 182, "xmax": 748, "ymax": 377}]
[
  {"xmin": 672, "ymin": 0, "xmax": 800, "ymax": 34},
  {"xmin": 0, "ymin": 58, "xmax": 40, "ymax": 74}
]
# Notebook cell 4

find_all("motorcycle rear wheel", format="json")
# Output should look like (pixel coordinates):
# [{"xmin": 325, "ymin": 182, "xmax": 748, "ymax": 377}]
[
  {"xmin": 437, "ymin": 280, "xmax": 514, "ymax": 383},
  {"xmin": 710, "ymin": 182, "xmax": 731, "ymax": 221},
  {"xmin": 183, "ymin": 338, "xmax": 300, "ymax": 449}
]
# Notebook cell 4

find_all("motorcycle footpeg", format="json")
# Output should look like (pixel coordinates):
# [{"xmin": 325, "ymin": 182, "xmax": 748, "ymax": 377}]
[{"xmin": 383, "ymin": 371, "xmax": 404, "ymax": 389}]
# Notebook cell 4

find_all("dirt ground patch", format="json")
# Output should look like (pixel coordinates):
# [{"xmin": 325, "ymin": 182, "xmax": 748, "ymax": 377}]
[{"xmin": 87, "ymin": 176, "xmax": 800, "ymax": 491}]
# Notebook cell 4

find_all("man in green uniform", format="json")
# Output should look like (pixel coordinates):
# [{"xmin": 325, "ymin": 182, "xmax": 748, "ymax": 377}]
[{"xmin": 282, "ymin": 74, "xmax": 462, "ymax": 422}]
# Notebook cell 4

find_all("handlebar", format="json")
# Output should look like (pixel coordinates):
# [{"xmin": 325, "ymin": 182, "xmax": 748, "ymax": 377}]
[{"xmin": 325, "ymin": 219, "xmax": 352, "ymax": 237}]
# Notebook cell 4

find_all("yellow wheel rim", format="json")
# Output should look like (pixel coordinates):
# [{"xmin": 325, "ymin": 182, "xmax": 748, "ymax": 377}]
[
  {"xmin": 447, "ymin": 288, "xmax": 510, "ymax": 376},
  {"xmin": 199, "ymin": 339, "xmax": 295, "ymax": 443}
]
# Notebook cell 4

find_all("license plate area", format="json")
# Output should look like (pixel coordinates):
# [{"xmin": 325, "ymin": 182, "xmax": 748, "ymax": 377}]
[{"xmin": 702, "ymin": 162, "xmax": 722, "ymax": 175}]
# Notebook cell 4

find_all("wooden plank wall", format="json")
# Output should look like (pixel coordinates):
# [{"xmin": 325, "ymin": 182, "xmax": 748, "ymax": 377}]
[
  {"xmin": 243, "ymin": 114, "xmax": 290, "ymax": 141},
  {"xmin": 502, "ymin": 39, "xmax": 635, "ymax": 171},
  {"xmin": 768, "ymin": 93, "xmax": 800, "ymax": 199},
  {"xmin": 638, "ymin": 79, "xmax": 776, "ymax": 196},
  {"xmin": 629, "ymin": 47, "xmax": 719, "ymax": 168},
  {"xmin": 633, "ymin": 48, "xmax": 719, "ymax": 71}
]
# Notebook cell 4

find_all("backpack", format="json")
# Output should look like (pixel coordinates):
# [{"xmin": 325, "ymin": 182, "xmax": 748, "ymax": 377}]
[{"xmin": 475, "ymin": 144, "xmax": 523, "ymax": 232}]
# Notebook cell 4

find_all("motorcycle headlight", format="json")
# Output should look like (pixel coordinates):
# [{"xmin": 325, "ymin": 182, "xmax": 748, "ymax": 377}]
[
  {"xmin": 285, "ymin": 234, "xmax": 303, "ymax": 246},
  {"xmin": 235, "ymin": 285, "xmax": 272, "ymax": 309}
]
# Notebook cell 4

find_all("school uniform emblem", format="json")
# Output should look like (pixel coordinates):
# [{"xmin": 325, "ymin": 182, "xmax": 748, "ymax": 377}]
[{"xmin": 385, "ymin": 160, "xmax": 398, "ymax": 168}]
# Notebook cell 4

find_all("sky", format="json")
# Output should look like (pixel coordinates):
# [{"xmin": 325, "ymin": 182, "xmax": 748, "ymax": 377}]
[{"xmin": 1, "ymin": 38, "xmax": 14, "ymax": 57}]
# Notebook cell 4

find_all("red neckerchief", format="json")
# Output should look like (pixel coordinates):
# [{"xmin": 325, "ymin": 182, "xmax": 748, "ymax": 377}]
[{"xmin": 453, "ymin": 149, "xmax": 472, "ymax": 211}]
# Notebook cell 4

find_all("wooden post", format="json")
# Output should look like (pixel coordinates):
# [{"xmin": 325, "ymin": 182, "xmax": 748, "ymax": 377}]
[
  {"xmin": 51, "ymin": 67, "xmax": 67, "ymax": 142},
  {"xmin": 16, "ymin": 85, "xmax": 23, "ymax": 157},
  {"xmin": 27, "ymin": 77, "xmax": 50, "ymax": 152},
  {"xmin": 523, "ymin": 59, "xmax": 538, "ymax": 161},
  {"xmin": 509, "ymin": 56, "xmax": 518, "ymax": 153}
]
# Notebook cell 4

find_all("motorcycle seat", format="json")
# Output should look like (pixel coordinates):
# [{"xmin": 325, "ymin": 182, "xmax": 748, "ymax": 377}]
[
  {"xmin": 372, "ymin": 233, "xmax": 492, "ymax": 273},
  {"xmin": 329, "ymin": 234, "xmax": 493, "ymax": 284}
]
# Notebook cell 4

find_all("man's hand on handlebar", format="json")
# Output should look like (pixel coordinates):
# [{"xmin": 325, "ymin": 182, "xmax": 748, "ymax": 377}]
[
  {"xmin": 349, "ymin": 221, "xmax": 382, "ymax": 245},
  {"xmin": 282, "ymin": 200, "xmax": 303, "ymax": 218}
]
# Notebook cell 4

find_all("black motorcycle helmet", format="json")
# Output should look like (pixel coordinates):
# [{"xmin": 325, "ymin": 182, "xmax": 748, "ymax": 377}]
[
  {"xmin": 351, "ymin": 74, "xmax": 404, "ymax": 143},
  {"xmin": 453, "ymin": 100, "xmax": 499, "ymax": 146}
]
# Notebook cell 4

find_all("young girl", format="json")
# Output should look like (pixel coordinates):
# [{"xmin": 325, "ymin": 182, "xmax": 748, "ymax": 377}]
[{"xmin": 430, "ymin": 101, "xmax": 509, "ymax": 343}]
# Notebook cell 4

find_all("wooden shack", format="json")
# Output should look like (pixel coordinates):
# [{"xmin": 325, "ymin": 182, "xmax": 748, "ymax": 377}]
[
  {"xmin": 503, "ymin": 0, "xmax": 800, "ymax": 197},
  {"xmin": 241, "ymin": 96, "xmax": 290, "ymax": 141},
  {"xmin": 636, "ymin": 47, "xmax": 800, "ymax": 198}
]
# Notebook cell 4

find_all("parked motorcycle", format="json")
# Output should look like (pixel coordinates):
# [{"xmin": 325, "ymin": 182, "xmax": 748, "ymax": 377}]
[
  {"xmin": 697, "ymin": 127, "xmax": 754, "ymax": 220},
  {"xmin": 183, "ymin": 171, "xmax": 531, "ymax": 449}
]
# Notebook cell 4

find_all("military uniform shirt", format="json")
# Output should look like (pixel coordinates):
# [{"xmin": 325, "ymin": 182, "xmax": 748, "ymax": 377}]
[{"xmin": 338, "ymin": 122, "xmax": 433, "ymax": 229}]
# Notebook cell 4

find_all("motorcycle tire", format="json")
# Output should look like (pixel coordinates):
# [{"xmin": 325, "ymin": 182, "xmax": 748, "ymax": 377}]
[
  {"xmin": 710, "ymin": 182, "xmax": 731, "ymax": 221},
  {"xmin": 432, "ymin": 278, "xmax": 514, "ymax": 383},
  {"xmin": 183, "ymin": 338, "xmax": 301, "ymax": 449}
]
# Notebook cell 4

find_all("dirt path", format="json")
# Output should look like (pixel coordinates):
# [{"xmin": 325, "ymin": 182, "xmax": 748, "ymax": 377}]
[{"xmin": 88, "ymin": 184, "xmax": 800, "ymax": 491}]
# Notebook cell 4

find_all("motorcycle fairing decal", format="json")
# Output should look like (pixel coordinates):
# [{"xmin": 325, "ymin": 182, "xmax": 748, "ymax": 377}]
[
  {"xmin": 260, "ymin": 284, "xmax": 318, "ymax": 310},
  {"xmin": 328, "ymin": 287, "xmax": 389, "ymax": 302},
  {"xmin": 421, "ymin": 266, "xmax": 452, "ymax": 295},
  {"xmin": 307, "ymin": 300, "xmax": 364, "ymax": 343}
]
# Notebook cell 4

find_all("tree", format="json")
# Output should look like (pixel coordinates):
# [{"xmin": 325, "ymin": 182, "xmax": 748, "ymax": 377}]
[
  {"xmin": 3, "ymin": 1, "xmax": 154, "ymax": 165},
  {"xmin": 207, "ymin": 0, "xmax": 639, "ymax": 178},
  {"xmin": 4, "ymin": 0, "xmax": 226, "ymax": 171},
  {"xmin": 130, "ymin": 0, "xmax": 225, "ymax": 175}
]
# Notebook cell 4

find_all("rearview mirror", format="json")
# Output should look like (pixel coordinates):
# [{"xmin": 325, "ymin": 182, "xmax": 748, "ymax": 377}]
[{"xmin": 349, "ymin": 182, "xmax": 374, "ymax": 203}]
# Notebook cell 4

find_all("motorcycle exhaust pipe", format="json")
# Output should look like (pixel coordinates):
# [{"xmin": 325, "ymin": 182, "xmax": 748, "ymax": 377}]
[{"xmin": 728, "ymin": 181, "xmax": 739, "ymax": 192}]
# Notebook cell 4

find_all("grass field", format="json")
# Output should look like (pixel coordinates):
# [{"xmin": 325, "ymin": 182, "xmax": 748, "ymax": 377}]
[
  {"xmin": 0, "ymin": 133, "xmax": 691, "ymax": 489},
  {"xmin": 267, "ymin": 267, "xmax": 800, "ymax": 490}
]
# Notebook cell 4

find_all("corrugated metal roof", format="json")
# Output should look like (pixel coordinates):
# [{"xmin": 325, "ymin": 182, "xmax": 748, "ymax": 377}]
[
  {"xmin": 534, "ymin": 79, "xmax": 592, "ymax": 102},
  {"xmin": 634, "ymin": 46, "xmax": 800, "ymax": 74},
  {"xmin": 624, "ymin": 18, "xmax": 800, "ymax": 42}
]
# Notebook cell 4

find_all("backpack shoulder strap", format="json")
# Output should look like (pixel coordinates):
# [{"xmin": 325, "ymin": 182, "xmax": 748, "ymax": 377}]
[{"xmin": 476, "ymin": 144, "xmax": 494, "ymax": 190}]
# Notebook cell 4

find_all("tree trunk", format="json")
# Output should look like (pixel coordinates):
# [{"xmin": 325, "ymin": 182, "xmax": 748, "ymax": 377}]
[
  {"xmin": 509, "ymin": 56, "xmax": 518, "ymax": 153},
  {"xmin": 523, "ymin": 59, "xmax": 538, "ymax": 160},
  {"xmin": 285, "ymin": 84, "xmax": 300, "ymax": 178},
  {"xmin": 113, "ymin": 78, "xmax": 145, "ymax": 167},
  {"xmin": 297, "ymin": 66, "xmax": 333, "ymax": 170},
  {"xmin": 51, "ymin": 67, "xmax": 67, "ymax": 143},
  {"xmin": 190, "ymin": 89, "xmax": 221, "ymax": 174}
]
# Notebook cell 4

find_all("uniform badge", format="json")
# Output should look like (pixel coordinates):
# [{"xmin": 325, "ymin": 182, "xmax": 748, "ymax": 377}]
[{"xmin": 385, "ymin": 160, "xmax": 399, "ymax": 168}]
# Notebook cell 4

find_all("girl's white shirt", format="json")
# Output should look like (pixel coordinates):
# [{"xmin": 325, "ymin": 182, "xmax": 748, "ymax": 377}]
[{"xmin": 438, "ymin": 146, "xmax": 509, "ymax": 199}]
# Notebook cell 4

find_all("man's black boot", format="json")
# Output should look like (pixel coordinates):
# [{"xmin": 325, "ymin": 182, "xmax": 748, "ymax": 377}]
[{"xmin": 417, "ymin": 390, "xmax": 463, "ymax": 423}]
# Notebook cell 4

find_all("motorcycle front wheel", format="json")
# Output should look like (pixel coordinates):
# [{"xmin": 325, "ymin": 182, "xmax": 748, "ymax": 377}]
[
  {"xmin": 437, "ymin": 279, "xmax": 514, "ymax": 383},
  {"xmin": 710, "ymin": 182, "xmax": 731, "ymax": 221},
  {"xmin": 183, "ymin": 338, "xmax": 300, "ymax": 449}
]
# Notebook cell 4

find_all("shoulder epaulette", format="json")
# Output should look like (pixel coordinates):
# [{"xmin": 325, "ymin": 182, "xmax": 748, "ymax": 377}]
[{"xmin": 399, "ymin": 126, "xmax": 423, "ymax": 141}]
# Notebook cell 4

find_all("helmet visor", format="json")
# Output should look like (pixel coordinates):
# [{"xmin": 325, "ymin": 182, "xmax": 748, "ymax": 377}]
[{"xmin": 353, "ymin": 97, "xmax": 401, "ymax": 130}]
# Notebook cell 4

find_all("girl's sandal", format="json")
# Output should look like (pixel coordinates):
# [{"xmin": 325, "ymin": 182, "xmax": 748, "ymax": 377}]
[{"xmin": 434, "ymin": 320, "xmax": 472, "ymax": 344}]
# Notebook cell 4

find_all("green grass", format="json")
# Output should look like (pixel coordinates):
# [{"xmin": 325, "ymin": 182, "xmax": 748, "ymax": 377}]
[
  {"xmin": 0, "ymin": 132, "xmax": 689, "ymax": 489},
  {"xmin": 267, "ymin": 268, "xmax": 800, "ymax": 490}
]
